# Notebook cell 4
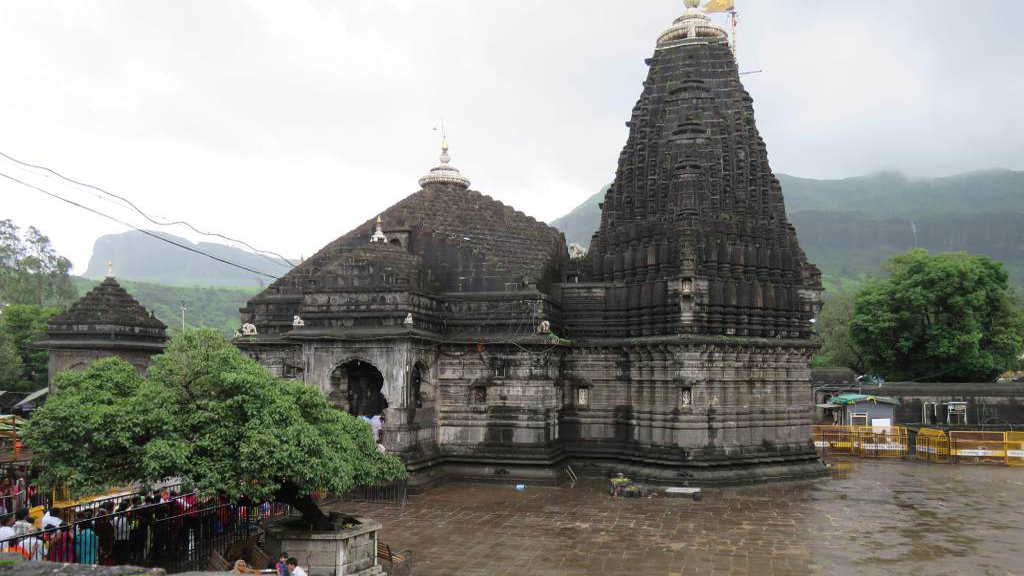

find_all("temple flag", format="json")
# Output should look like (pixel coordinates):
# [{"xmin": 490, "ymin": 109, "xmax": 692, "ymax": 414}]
[{"xmin": 703, "ymin": 0, "xmax": 735, "ymax": 13}]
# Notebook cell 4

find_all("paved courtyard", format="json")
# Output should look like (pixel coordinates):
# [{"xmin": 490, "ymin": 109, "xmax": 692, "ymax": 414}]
[{"xmin": 328, "ymin": 460, "xmax": 1024, "ymax": 576}]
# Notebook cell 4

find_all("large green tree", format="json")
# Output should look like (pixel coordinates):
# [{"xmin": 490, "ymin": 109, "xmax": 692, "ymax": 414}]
[
  {"xmin": 0, "ymin": 304, "xmax": 60, "ymax": 392},
  {"xmin": 0, "ymin": 329, "xmax": 23, "ymax": 390},
  {"xmin": 0, "ymin": 219, "xmax": 76, "ymax": 308},
  {"xmin": 811, "ymin": 291, "xmax": 867, "ymax": 373},
  {"xmin": 24, "ymin": 330, "xmax": 406, "ymax": 529},
  {"xmin": 850, "ymin": 249, "xmax": 1024, "ymax": 382}
]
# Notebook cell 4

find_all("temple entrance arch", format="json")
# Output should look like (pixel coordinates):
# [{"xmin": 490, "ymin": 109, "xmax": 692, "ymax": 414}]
[{"xmin": 328, "ymin": 359, "xmax": 388, "ymax": 417}]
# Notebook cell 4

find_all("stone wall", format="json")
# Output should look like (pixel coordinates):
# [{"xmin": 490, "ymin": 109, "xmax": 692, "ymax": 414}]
[
  {"xmin": 264, "ymin": 517, "xmax": 383, "ymax": 576},
  {"xmin": 47, "ymin": 348, "xmax": 157, "ymax": 390}
]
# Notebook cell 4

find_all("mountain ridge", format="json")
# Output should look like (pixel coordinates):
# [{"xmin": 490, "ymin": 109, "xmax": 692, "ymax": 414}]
[
  {"xmin": 551, "ymin": 170, "xmax": 1024, "ymax": 289},
  {"xmin": 84, "ymin": 230, "xmax": 296, "ymax": 289}
]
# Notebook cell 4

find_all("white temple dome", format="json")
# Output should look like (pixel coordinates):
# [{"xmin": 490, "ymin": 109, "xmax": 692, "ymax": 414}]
[
  {"xmin": 657, "ymin": 3, "xmax": 728, "ymax": 46},
  {"xmin": 418, "ymin": 141, "xmax": 471, "ymax": 189}
]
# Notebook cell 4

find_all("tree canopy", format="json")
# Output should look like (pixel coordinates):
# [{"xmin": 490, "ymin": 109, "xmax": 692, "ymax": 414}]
[
  {"xmin": 24, "ymin": 329, "xmax": 406, "ymax": 528},
  {"xmin": 811, "ymin": 291, "xmax": 867, "ymax": 373},
  {"xmin": 0, "ymin": 219, "xmax": 76, "ymax": 308},
  {"xmin": 849, "ymin": 249, "xmax": 1024, "ymax": 382},
  {"xmin": 0, "ymin": 304, "xmax": 60, "ymax": 392}
]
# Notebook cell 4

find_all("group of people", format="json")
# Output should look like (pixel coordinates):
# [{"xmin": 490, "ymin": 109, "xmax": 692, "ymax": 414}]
[
  {"xmin": 0, "ymin": 488, "xmax": 240, "ymax": 565},
  {"xmin": 0, "ymin": 476, "xmax": 42, "ymax": 517},
  {"xmin": 232, "ymin": 552, "xmax": 307, "ymax": 576}
]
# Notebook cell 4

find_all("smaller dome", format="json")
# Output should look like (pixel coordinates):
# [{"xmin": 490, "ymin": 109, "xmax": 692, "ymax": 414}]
[
  {"xmin": 418, "ymin": 141, "xmax": 471, "ymax": 189},
  {"xmin": 657, "ymin": 5, "xmax": 728, "ymax": 46}
]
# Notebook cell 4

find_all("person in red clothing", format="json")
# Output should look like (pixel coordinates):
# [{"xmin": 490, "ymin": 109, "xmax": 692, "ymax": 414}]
[{"xmin": 46, "ymin": 524, "xmax": 74, "ymax": 563}]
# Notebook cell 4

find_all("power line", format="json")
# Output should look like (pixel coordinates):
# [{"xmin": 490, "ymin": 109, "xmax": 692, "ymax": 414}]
[
  {"xmin": 0, "ymin": 171, "xmax": 280, "ymax": 281},
  {"xmin": 0, "ymin": 149, "xmax": 298, "ymax": 269}
]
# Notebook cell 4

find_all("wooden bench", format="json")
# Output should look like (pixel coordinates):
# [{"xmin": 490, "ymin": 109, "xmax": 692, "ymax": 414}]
[{"xmin": 377, "ymin": 541, "xmax": 413, "ymax": 575}]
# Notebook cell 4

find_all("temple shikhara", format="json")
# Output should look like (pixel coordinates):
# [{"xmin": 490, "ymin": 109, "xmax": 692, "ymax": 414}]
[{"xmin": 237, "ymin": 2, "xmax": 824, "ymax": 486}]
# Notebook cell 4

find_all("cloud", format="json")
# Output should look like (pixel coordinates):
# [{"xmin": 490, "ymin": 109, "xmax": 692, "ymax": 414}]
[{"xmin": 1, "ymin": 0, "xmax": 1021, "ymax": 274}]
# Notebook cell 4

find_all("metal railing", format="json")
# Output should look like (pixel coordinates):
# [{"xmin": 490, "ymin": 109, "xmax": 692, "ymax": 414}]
[
  {"xmin": 0, "ymin": 494, "xmax": 288, "ymax": 573},
  {"xmin": 814, "ymin": 425, "xmax": 1024, "ymax": 466},
  {"xmin": 335, "ymin": 479, "xmax": 407, "ymax": 505},
  {"xmin": 812, "ymin": 425, "xmax": 910, "ymax": 459}
]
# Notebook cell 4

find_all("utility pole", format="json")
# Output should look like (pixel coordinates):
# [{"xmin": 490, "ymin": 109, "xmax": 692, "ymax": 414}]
[{"xmin": 180, "ymin": 300, "xmax": 187, "ymax": 332}]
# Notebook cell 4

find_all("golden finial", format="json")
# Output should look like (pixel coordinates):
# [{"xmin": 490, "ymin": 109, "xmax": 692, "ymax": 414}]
[{"xmin": 106, "ymin": 260, "xmax": 114, "ymax": 278}]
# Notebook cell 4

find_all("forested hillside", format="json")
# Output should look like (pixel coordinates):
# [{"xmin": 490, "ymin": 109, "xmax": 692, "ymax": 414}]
[
  {"xmin": 551, "ymin": 170, "xmax": 1024, "ymax": 291},
  {"xmin": 72, "ymin": 277, "xmax": 254, "ymax": 337}
]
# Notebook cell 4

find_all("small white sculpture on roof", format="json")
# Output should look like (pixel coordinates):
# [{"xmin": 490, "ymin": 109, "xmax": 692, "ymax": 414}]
[
  {"xmin": 568, "ymin": 243, "xmax": 587, "ymax": 260},
  {"xmin": 403, "ymin": 313, "xmax": 414, "ymax": 327},
  {"xmin": 370, "ymin": 216, "xmax": 388, "ymax": 243},
  {"xmin": 241, "ymin": 323, "xmax": 258, "ymax": 336},
  {"xmin": 293, "ymin": 315, "xmax": 305, "ymax": 327}
]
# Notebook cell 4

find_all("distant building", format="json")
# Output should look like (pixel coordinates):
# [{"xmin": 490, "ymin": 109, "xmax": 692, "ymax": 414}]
[
  {"xmin": 819, "ymin": 394, "xmax": 899, "ymax": 427},
  {"xmin": 34, "ymin": 272, "xmax": 168, "ymax": 391}
]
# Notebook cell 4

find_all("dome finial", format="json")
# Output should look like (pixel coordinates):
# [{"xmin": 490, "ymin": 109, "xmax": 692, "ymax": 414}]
[
  {"xmin": 106, "ymin": 260, "xmax": 114, "ymax": 278},
  {"xmin": 419, "ymin": 123, "xmax": 471, "ymax": 189},
  {"xmin": 659, "ymin": 0, "xmax": 728, "ymax": 45}
]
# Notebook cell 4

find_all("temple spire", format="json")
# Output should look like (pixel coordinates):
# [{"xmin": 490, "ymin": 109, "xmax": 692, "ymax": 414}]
[{"xmin": 106, "ymin": 260, "xmax": 114, "ymax": 278}]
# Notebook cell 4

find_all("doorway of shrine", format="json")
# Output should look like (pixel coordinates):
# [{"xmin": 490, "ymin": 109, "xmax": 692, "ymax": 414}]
[{"xmin": 329, "ymin": 359, "xmax": 388, "ymax": 417}]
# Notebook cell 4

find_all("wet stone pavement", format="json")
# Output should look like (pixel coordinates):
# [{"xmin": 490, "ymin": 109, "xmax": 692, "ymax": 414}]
[{"xmin": 326, "ymin": 460, "xmax": 1024, "ymax": 576}]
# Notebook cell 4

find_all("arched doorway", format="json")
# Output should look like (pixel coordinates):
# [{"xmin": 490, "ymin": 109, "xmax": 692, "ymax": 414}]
[{"xmin": 328, "ymin": 359, "xmax": 388, "ymax": 417}]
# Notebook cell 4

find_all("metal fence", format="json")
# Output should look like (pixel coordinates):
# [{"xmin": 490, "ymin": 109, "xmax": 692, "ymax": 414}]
[
  {"xmin": 815, "ymin": 425, "xmax": 1024, "ymax": 466},
  {"xmin": 0, "ymin": 494, "xmax": 287, "ymax": 573},
  {"xmin": 812, "ymin": 426, "xmax": 910, "ymax": 459},
  {"xmin": 335, "ymin": 479, "xmax": 407, "ymax": 505}
]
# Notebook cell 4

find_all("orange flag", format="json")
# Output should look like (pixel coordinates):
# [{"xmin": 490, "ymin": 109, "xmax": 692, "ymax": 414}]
[{"xmin": 703, "ymin": 0, "xmax": 735, "ymax": 13}]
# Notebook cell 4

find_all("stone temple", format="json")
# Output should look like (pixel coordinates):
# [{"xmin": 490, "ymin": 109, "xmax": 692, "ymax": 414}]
[
  {"xmin": 237, "ymin": 4, "xmax": 823, "ymax": 487},
  {"xmin": 36, "ymin": 267, "xmax": 168, "ymax": 390}
]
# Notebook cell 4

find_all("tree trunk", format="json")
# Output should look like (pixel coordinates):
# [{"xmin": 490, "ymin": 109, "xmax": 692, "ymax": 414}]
[{"xmin": 275, "ymin": 481, "xmax": 331, "ymax": 531}]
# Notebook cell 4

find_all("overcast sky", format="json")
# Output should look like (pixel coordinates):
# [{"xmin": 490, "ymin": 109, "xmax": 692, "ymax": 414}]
[{"xmin": 2, "ymin": 0, "xmax": 1022, "ymax": 275}]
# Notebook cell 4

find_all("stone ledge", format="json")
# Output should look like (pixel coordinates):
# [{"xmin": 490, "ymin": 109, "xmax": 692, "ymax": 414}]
[{"xmin": 0, "ymin": 560, "xmax": 166, "ymax": 576}]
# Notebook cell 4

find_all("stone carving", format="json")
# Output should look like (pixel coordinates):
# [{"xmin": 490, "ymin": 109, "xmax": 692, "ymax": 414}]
[
  {"xmin": 293, "ymin": 315, "xmax": 305, "ymax": 327},
  {"xmin": 537, "ymin": 320, "xmax": 551, "ymax": 334},
  {"xmin": 403, "ymin": 313, "xmax": 414, "ymax": 327},
  {"xmin": 241, "ymin": 323, "xmax": 258, "ymax": 336}
]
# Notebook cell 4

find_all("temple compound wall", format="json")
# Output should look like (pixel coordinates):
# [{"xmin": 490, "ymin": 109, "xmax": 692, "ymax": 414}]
[{"xmin": 237, "ymin": 6, "xmax": 824, "ymax": 487}]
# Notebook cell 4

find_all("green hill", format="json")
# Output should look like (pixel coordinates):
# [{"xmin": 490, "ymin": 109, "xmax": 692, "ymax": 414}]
[
  {"xmin": 551, "ymin": 170, "xmax": 1024, "ymax": 290},
  {"xmin": 72, "ymin": 277, "xmax": 255, "ymax": 337},
  {"xmin": 85, "ymin": 230, "xmax": 295, "ymax": 289}
]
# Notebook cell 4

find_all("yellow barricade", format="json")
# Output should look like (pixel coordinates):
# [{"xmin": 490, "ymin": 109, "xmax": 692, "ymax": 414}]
[
  {"xmin": 950, "ymin": 431, "xmax": 1007, "ymax": 465},
  {"xmin": 814, "ymin": 426, "xmax": 1024, "ymax": 466},
  {"xmin": 812, "ymin": 425, "xmax": 854, "ymax": 457},
  {"xmin": 852, "ymin": 426, "xmax": 909, "ymax": 459},
  {"xmin": 915, "ymin": 428, "xmax": 950, "ymax": 463},
  {"xmin": 1007, "ymin": 431, "xmax": 1024, "ymax": 467}
]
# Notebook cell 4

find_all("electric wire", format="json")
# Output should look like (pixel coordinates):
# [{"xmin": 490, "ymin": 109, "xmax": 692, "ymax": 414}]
[
  {"xmin": 0, "ymin": 171, "xmax": 280, "ymax": 281},
  {"xmin": 0, "ymin": 149, "xmax": 298, "ymax": 269}
]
